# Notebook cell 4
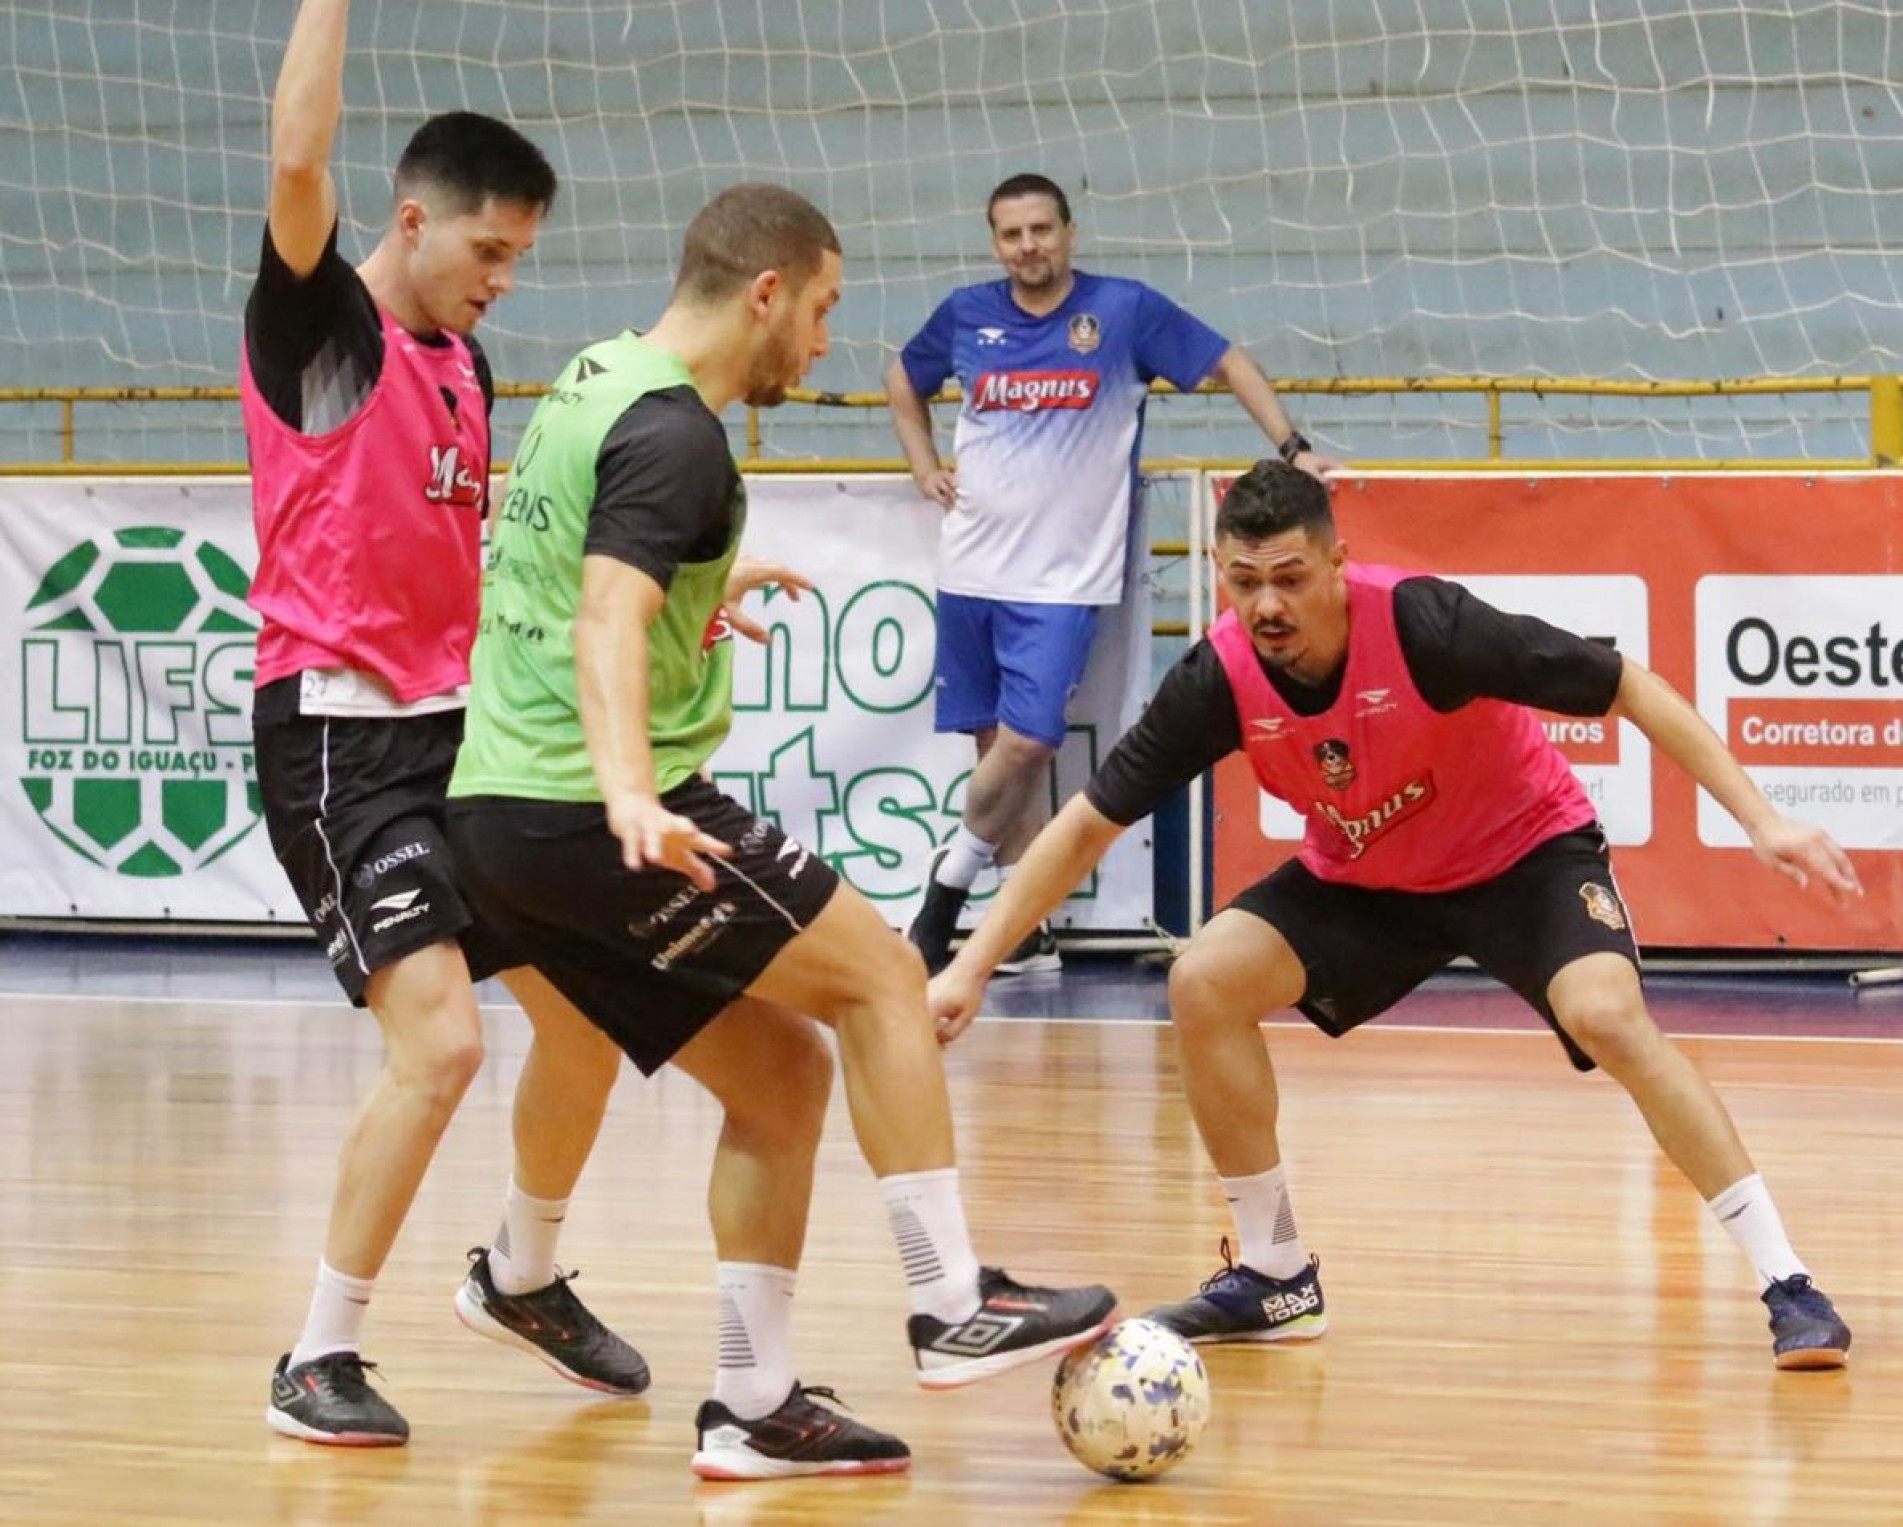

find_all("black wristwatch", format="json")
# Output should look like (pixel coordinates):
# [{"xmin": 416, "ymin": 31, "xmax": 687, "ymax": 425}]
[{"xmin": 1278, "ymin": 431, "xmax": 1312, "ymax": 463}]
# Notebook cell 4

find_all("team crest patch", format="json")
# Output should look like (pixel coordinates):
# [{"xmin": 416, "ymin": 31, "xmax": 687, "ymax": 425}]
[
  {"xmin": 1314, "ymin": 737, "xmax": 1356, "ymax": 790},
  {"xmin": 1579, "ymin": 882, "xmax": 1626, "ymax": 930},
  {"xmin": 1067, "ymin": 313, "xmax": 1102, "ymax": 354}
]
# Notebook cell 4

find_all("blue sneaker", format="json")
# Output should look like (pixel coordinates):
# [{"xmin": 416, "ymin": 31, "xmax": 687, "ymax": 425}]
[
  {"xmin": 1143, "ymin": 1238, "xmax": 1327, "ymax": 1345},
  {"xmin": 1762, "ymin": 1274, "xmax": 1850, "ymax": 1370}
]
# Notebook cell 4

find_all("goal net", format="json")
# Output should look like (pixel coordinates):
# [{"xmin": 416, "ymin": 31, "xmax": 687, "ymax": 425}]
[{"xmin": 2, "ymin": 0, "xmax": 1899, "ymax": 465}]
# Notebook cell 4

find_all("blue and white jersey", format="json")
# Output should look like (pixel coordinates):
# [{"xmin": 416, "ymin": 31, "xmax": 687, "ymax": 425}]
[{"xmin": 899, "ymin": 270, "xmax": 1228, "ymax": 605}]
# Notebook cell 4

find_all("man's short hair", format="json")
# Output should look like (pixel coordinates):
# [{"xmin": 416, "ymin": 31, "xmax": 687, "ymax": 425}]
[
  {"xmin": 394, "ymin": 111, "xmax": 558, "ymax": 215},
  {"xmin": 674, "ymin": 184, "xmax": 841, "ymax": 303},
  {"xmin": 987, "ymin": 173, "xmax": 1072, "ymax": 227},
  {"xmin": 1215, "ymin": 459, "xmax": 1335, "ymax": 544}
]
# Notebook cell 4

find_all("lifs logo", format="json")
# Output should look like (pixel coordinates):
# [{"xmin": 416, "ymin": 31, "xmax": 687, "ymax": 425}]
[
  {"xmin": 424, "ymin": 444, "xmax": 485, "ymax": 506},
  {"xmin": 972, "ymin": 370, "xmax": 1099, "ymax": 413},
  {"xmin": 702, "ymin": 606, "xmax": 734, "ymax": 651}
]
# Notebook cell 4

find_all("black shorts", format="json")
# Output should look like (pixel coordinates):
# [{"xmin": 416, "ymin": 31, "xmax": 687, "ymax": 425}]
[
  {"xmin": 254, "ymin": 679, "xmax": 515, "ymax": 1005},
  {"xmin": 1228, "ymin": 826, "xmax": 1640, "ymax": 1072},
  {"xmin": 446, "ymin": 777, "xmax": 841, "ymax": 1075}
]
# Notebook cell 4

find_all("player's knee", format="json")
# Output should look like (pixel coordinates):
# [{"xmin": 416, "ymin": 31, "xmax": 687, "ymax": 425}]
[
  {"xmin": 725, "ymin": 1021, "xmax": 832, "ymax": 1146},
  {"xmin": 1554, "ymin": 993, "xmax": 1654, "ymax": 1072},
  {"xmin": 389, "ymin": 1028, "xmax": 484, "ymax": 1114},
  {"xmin": 1168, "ymin": 947, "xmax": 1242, "ymax": 1033},
  {"xmin": 992, "ymin": 727, "xmax": 1058, "ymax": 774}
]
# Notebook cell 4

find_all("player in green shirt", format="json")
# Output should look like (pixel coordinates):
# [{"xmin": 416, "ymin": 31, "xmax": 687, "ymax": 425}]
[{"xmin": 447, "ymin": 183, "xmax": 1117, "ymax": 1481}]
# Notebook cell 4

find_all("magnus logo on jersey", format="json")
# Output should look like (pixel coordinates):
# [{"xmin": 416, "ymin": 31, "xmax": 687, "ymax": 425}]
[
  {"xmin": 972, "ymin": 370, "xmax": 1099, "ymax": 413},
  {"xmin": 16, "ymin": 526, "xmax": 262, "ymax": 877},
  {"xmin": 424, "ymin": 444, "xmax": 484, "ymax": 506},
  {"xmin": 1317, "ymin": 775, "xmax": 1436, "ymax": 859}
]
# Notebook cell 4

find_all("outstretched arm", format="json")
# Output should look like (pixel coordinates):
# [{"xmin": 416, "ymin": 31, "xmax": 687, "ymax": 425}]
[
  {"xmin": 1611, "ymin": 657, "xmax": 1861, "ymax": 900},
  {"xmin": 268, "ymin": 0, "xmax": 350, "ymax": 276},
  {"xmin": 928, "ymin": 794, "xmax": 1127, "ymax": 1042},
  {"xmin": 1210, "ymin": 346, "xmax": 1341, "ymax": 483}
]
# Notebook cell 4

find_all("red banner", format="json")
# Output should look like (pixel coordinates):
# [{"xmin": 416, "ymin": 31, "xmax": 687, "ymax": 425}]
[{"xmin": 1209, "ymin": 474, "xmax": 1903, "ymax": 951}]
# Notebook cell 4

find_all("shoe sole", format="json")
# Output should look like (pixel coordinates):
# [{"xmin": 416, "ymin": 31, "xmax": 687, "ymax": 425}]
[
  {"xmin": 1775, "ymin": 1346, "xmax": 1849, "ymax": 1371},
  {"xmin": 915, "ymin": 1309, "xmax": 1118, "ymax": 1390},
  {"xmin": 264, "ymin": 1405, "xmax": 406, "ymax": 1447},
  {"xmin": 691, "ymin": 1452, "xmax": 912, "ymax": 1480},
  {"xmin": 1186, "ymin": 1320, "xmax": 1328, "ymax": 1345},
  {"xmin": 453, "ymin": 1282, "xmax": 651, "ymax": 1396}
]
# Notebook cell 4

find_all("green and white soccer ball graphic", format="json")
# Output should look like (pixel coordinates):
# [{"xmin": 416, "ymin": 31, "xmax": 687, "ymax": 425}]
[
  {"xmin": 1052, "ymin": 1317, "xmax": 1211, "ymax": 1481},
  {"xmin": 21, "ymin": 526, "xmax": 261, "ymax": 878}
]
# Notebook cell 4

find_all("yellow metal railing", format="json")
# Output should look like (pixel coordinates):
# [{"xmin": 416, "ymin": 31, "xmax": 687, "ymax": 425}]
[{"xmin": 1, "ymin": 374, "xmax": 1899, "ymax": 474}]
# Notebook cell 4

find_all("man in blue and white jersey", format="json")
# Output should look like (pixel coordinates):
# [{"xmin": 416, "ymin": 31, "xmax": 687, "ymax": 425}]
[{"xmin": 887, "ymin": 172, "xmax": 1336, "ymax": 972}]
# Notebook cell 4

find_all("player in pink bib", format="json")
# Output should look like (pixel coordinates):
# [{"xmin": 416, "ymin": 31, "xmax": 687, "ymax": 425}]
[
  {"xmin": 246, "ymin": 0, "xmax": 641, "ymax": 1450},
  {"xmin": 930, "ymin": 458, "xmax": 1863, "ymax": 1372}
]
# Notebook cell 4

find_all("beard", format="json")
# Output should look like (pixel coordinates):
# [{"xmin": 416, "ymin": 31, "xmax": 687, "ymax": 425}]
[{"xmin": 741, "ymin": 312, "xmax": 802, "ymax": 408}]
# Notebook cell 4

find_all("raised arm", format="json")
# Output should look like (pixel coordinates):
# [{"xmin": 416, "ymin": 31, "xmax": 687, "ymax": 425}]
[
  {"xmin": 1610, "ymin": 657, "xmax": 1861, "ymax": 900},
  {"xmin": 268, "ymin": 0, "xmax": 352, "ymax": 276}
]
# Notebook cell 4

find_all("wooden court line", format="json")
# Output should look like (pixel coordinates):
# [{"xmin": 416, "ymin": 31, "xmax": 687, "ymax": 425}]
[{"xmin": 0, "ymin": 987, "xmax": 1899, "ymax": 1046}]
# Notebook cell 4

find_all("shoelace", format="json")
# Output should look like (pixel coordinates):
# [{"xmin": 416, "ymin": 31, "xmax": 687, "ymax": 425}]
[
  {"xmin": 795, "ymin": 1384, "xmax": 852, "ymax": 1413},
  {"xmin": 1197, "ymin": 1235, "xmax": 1245, "ymax": 1294},
  {"xmin": 311, "ymin": 1353, "xmax": 385, "ymax": 1391},
  {"xmin": 1770, "ymin": 1275, "xmax": 1835, "ymax": 1317}
]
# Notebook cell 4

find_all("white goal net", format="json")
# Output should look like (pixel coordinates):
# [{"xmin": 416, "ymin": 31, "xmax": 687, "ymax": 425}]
[{"xmin": 2, "ymin": 0, "xmax": 1899, "ymax": 464}]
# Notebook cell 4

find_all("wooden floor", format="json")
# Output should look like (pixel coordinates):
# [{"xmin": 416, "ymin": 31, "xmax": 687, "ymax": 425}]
[{"xmin": 2, "ymin": 985, "xmax": 1900, "ymax": 1526}]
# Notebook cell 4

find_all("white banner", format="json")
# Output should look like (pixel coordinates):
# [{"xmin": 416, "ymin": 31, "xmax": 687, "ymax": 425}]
[
  {"xmin": 1694, "ymin": 575, "xmax": 1903, "ymax": 850},
  {"xmin": 0, "ymin": 474, "xmax": 1157, "ymax": 929},
  {"xmin": 718, "ymin": 474, "xmax": 1157, "ymax": 931},
  {"xmin": 0, "ymin": 477, "xmax": 298, "ymax": 920}
]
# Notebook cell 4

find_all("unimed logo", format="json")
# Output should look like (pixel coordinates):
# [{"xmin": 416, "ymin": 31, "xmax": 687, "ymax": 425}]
[{"xmin": 18, "ymin": 527, "xmax": 261, "ymax": 877}]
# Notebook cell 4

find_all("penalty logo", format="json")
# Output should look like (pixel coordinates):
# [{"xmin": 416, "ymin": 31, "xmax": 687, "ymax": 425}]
[{"xmin": 18, "ymin": 526, "xmax": 262, "ymax": 877}]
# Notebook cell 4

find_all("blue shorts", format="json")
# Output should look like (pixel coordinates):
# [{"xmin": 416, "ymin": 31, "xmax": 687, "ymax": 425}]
[{"xmin": 933, "ymin": 593, "xmax": 1099, "ymax": 748}]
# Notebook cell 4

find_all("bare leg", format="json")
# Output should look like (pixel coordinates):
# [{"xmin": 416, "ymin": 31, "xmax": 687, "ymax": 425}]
[
  {"xmin": 500, "ymin": 967, "xmax": 622, "ymax": 1202},
  {"xmin": 669, "ymin": 996, "xmax": 835, "ymax": 1267},
  {"xmin": 961, "ymin": 724, "xmax": 1056, "ymax": 867},
  {"xmin": 324, "ymin": 940, "xmax": 484, "ymax": 1276},
  {"xmin": 1164, "ymin": 910, "xmax": 1307, "ymax": 1177},
  {"xmin": 1547, "ymin": 952, "xmax": 1753, "ymax": 1197}
]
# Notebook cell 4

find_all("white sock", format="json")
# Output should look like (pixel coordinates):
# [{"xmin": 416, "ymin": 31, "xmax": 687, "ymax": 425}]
[
  {"xmin": 713, "ymin": 1263, "xmax": 799, "ymax": 1421},
  {"xmin": 880, "ymin": 1168, "xmax": 983, "ymax": 1322},
  {"xmin": 934, "ymin": 826, "xmax": 997, "ymax": 891},
  {"xmin": 1221, "ymin": 1164, "xmax": 1310, "ymax": 1280},
  {"xmin": 290, "ymin": 1260, "xmax": 375, "ymax": 1368},
  {"xmin": 1708, "ymin": 1173, "xmax": 1809, "ymax": 1287},
  {"xmin": 490, "ymin": 1177, "xmax": 570, "ymax": 1294}
]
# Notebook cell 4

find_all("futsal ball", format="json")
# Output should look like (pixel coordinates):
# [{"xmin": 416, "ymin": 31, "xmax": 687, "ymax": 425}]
[
  {"xmin": 20, "ymin": 525, "xmax": 263, "ymax": 877},
  {"xmin": 1051, "ymin": 1318, "xmax": 1210, "ymax": 1481}
]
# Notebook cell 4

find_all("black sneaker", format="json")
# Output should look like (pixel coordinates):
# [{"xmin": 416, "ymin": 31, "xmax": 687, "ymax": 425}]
[
  {"xmin": 908, "ymin": 1267, "xmax": 1117, "ymax": 1389},
  {"xmin": 265, "ymin": 1351, "xmax": 409, "ymax": 1447},
  {"xmin": 1762, "ymin": 1274, "xmax": 1851, "ymax": 1370},
  {"xmin": 995, "ymin": 920, "xmax": 1061, "ymax": 976},
  {"xmin": 454, "ymin": 1247, "xmax": 651, "ymax": 1395},
  {"xmin": 691, "ymin": 1383, "xmax": 911, "ymax": 1480},
  {"xmin": 1143, "ymin": 1238, "xmax": 1327, "ymax": 1345},
  {"xmin": 907, "ymin": 847, "xmax": 969, "ymax": 974}
]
